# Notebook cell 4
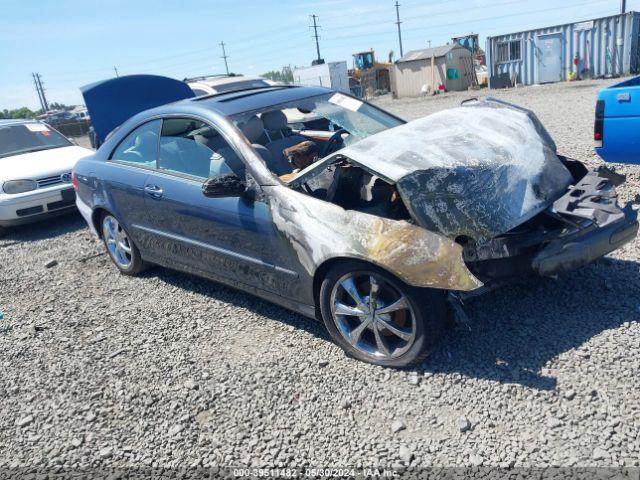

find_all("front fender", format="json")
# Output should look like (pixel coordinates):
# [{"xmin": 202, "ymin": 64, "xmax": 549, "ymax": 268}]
[{"xmin": 266, "ymin": 186, "xmax": 482, "ymax": 291}]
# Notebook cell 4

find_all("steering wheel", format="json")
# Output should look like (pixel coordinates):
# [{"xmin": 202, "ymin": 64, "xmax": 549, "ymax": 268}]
[{"xmin": 321, "ymin": 129, "xmax": 347, "ymax": 157}]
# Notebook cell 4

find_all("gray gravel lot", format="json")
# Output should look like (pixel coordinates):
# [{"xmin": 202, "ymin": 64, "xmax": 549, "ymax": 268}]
[{"xmin": 1, "ymin": 79, "xmax": 639, "ymax": 471}]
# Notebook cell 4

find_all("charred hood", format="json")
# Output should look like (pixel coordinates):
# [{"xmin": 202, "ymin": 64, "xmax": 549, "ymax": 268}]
[{"xmin": 335, "ymin": 98, "xmax": 573, "ymax": 242}]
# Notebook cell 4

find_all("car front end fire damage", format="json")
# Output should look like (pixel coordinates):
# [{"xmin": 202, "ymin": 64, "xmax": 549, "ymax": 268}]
[{"xmin": 288, "ymin": 97, "xmax": 638, "ymax": 297}]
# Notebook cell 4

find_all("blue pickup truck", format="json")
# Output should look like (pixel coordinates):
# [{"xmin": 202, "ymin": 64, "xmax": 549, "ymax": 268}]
[{"xmin": 595, "ymin": 76, "xmax": 640, "ymax": 165}]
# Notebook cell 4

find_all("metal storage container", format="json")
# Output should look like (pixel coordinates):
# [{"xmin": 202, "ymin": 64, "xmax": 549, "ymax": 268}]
[{"xmin": 486, "ymin": 11, "xmax": 640, "ymax": 87}]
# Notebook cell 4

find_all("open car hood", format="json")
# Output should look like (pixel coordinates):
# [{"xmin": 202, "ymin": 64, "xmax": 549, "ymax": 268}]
[
  {"xmin": 298, "ymin": 98, "xmax": 573, "ymax": 242},
  {"xmin": 81, "ymin": 74, "xmax": 195, "ymax": 143}
]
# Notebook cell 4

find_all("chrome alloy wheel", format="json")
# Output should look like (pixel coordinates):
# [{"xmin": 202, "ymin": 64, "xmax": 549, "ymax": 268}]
[
  {"xmin": 330, "ymin": 272, "xmax": 417, "ymax": 359},
  {"xmin": 102, "ymin": 215, "xmax": 133, "ymax": 269}
]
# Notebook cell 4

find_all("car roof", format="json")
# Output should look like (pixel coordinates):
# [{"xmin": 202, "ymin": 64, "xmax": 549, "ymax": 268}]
[
  {"xmin": 106, "ymin": 85, "xmax": 336, "ymax": 139},
  {"xmin": 185, "ymin": 85, "xmax": 333, "ymax": 116},
  {"xmin": 0, "ymin": 119, "xmax": 41, "ymax": 126}
]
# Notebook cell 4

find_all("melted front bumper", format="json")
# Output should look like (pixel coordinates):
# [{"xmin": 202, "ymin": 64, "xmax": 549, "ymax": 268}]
[{"xmin": 532, "ymin": 168, "xmax": 638, "ymax": 276}]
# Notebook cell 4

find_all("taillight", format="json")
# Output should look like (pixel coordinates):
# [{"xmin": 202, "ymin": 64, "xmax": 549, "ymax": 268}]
[
  {"xmin": 594, "ymin": 99, "xmax": 604, "ymax": 147},
  {"xmin": 71, "ymin": 171, "xmax": 78, "ymax": 192}
]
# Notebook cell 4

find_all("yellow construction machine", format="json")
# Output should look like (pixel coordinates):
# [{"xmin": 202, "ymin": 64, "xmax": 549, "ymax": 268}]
[{"xmin": 348, "ymin": 50, "xmax": 391, "ymax": 99}]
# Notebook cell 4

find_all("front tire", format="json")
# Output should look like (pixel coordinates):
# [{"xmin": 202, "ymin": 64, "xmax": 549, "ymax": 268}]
[
  {"xmin": 319, "ymin": 260, "xmax": 447, "ymax": 367},
  {"xmin": 100, "ymin": 212, "xmax": 145, "ymax": 275}
]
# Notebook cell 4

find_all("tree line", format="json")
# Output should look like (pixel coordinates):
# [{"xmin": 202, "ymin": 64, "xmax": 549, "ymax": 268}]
[
  {"xmin": 0, "ymin": 103, "xmax": 75, "ymax": 120},
  {"xmin": 262, "ymin": 66, "xmax": 294, "ymax": 84}
]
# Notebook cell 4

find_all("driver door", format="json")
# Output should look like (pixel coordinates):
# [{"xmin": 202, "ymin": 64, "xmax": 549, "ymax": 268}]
[{"xmin": 138, "ymin": 117, "xmax": 289, "ymax": 292}]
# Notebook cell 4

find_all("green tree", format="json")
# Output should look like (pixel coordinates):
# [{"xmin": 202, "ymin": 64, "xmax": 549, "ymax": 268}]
[
  {"xmin": 262, "ymin": 66, "xmax": 294, "ymax": 85},
  {"xmin": 11, "ymin": 107, "xmax": 37, "ymax": 119},
  {"xmin": 0, "ymin": 107, "xmax": 38, "ymax": 119},
  {"xmin": 49, "ymin": 102, "xmax": 73, "ymax": 111}
]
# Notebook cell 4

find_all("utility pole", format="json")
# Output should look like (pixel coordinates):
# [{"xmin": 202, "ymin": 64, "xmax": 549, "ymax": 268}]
[
  {"xmin": 310, "ymin": 14, "xmax": 323, "ymax": 64},
  {"xmin": 32, "ymin": 73, "xmax": 45, "ymax": 112},
  {"xmin": 394, "ymin": 1, "xmax": 404, "ymax": 58},
  {"xmin": 113, "ymin": 66, "xmax": 119, "ymax": 77},
  {"xmin": 220, "ymin": 42, "xmax": 229, "ymax": 75},
  {"xmin": 34, "ymin": 73, "xmax": 49, "ymax": 112},
  {"xmin": 621, "ymin": 0, "xmax": 626, "ymax": 13}
]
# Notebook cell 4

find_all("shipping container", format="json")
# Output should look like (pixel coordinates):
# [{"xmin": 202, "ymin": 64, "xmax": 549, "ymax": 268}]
[{"xmin": 486, "ymin": 11, "xmax": 640, "ymax": 87}]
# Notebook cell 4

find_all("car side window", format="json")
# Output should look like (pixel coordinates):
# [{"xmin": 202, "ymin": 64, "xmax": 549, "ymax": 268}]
[
  {"xmin": 158, "ymin": 118, "xmax": 244, "ymax": 179},
  {"xmin": 110, "ymin": 120, "xmax": 161, "ymax": 167}
]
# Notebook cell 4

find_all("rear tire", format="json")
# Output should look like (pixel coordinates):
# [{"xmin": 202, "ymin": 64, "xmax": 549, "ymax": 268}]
[
  {"xmin": 100, "ymin": 212, "xmax": 146, "ymax": 275},
  {"xmin": 319, "ymin": 260, "xmax": 447, "ymax": 368}
]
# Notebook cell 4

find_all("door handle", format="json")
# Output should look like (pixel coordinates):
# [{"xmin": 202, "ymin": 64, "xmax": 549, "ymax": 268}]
[{"xmin": 144, "ymin": 184, "xmax": 163, "ymax": 199}]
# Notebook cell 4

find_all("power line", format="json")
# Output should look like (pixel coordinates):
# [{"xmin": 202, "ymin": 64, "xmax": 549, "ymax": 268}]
[
  {"xmin": 310, "ymin": 14, "xmax": 322, "ymax": 63},
  {"xmin": 324, "ymin": 0, "xmax": 612, "ymax": 42},
  {"xmin": 39, "ymin": 0, "xmax": 518, "ymax": 83},
  {"xmin": 133, "ymin": 0, "xmax": 560, "ymax": 76},
  {"xmin": 319, "ymin": 0, "xmax": 476, "ymax": 32},
  {"xmin": 36, "ymin": 0, "xmax": 620, "ymax": 89},
  {"xmin": 46, "ymin": 0, "xmax": 490, "ymax": 81},
  {"xmin": 220, "ymin": 41, "xmax": 230, "ymax": 75},
  {"xmin": 395, "ymin": 1, "xmax": 404, "ymax": 58}
]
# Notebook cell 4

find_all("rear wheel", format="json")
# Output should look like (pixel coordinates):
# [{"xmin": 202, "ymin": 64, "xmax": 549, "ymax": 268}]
[
  {"xmin": 100, "ymin": 213, "xmax": 145, "ymax": 275},
  {"xmin": 319, "ymin": 260, "xmax": 447, "ymax": 367}
]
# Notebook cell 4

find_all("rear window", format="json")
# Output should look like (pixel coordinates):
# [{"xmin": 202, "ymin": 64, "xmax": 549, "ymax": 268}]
[
  {"xmin": 0, "ymin": 123, "xmax": 71, "ymax": 159},
  {"xmin": 213, "ymin": 79, "xmax": 270, "ymax": 93}
]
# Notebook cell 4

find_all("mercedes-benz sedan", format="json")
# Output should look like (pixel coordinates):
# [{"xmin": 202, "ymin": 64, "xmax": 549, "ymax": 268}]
[{"xmin": 73, "ymin": 76, "xmax": 638, "ymax": 367}]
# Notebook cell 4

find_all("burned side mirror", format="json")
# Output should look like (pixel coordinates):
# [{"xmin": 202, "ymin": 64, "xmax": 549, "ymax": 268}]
[{"xmin": 202, "ymin": 173, "xmax": 247, "ymax": 198}]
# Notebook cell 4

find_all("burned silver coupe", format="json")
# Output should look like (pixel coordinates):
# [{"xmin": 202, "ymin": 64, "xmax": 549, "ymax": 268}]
[{"xmin": 76, "ymin": 76, "xmax": 638, "ymax": 367}]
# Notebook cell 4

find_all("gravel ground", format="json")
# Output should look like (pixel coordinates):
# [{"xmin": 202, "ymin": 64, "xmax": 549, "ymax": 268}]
[{"xmin": 1, "ymin": 79, "xmax": 639, "ymax": 473}]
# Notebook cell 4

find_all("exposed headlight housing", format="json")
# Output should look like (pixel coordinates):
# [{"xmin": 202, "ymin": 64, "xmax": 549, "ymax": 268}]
[{"xmin": 2, "ymin": 179, "xmax": 38, "ymax": 194}]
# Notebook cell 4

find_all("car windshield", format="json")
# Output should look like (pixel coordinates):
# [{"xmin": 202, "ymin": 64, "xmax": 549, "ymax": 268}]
[
  {"xmin": 0, "ymin": 123, "xmax": 71, "ymax": 159},
  {"xmin": 232, "ymin": 92, "xmax": 403, "ymax": 147},
  {"xmin": 228, "ymin": 91, "xmax": 404, "ymax": 180}
]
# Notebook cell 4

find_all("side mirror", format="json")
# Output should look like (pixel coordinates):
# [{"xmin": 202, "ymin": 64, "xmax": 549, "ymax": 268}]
[{"xmin": 202, "ymin": 173, "xmax": 247, "ymax": 198}]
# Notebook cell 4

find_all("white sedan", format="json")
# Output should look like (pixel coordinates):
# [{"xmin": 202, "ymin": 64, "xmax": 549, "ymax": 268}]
[
  {"xmin": 186, "ymin": 74, "xmax": 274, "ymax": 96},
  {"xmin": 0, "ymin": 119, "xmax": 93, "ymax": 235}
]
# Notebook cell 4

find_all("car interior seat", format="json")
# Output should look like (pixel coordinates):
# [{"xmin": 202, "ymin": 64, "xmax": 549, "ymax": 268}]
[
  {"xmin": 260, "ymin": 110, "xmax": 307, "ymax": 176},
  {"xmin": 239, "ymin": 116, "xmax": 272, "ymax": 165},
  {"xmin": 124, "ymin": 130, "xmax": 158, "ymax": 164}
]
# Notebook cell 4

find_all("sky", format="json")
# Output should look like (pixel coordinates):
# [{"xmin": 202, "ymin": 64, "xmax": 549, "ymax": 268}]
[{"xmin": 2, "ymin": 0, "xmax": 639, "ymax": 110}]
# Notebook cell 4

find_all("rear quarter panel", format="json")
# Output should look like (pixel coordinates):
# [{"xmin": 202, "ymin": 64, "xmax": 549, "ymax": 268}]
[{"xmin": 74, "ymin": 152, "xmax": 149, "ymax": 238}]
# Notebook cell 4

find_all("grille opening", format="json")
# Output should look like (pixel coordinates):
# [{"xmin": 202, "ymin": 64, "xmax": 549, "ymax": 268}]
[
  {"xmin": 36, "ymin": 172, "xmax": 72, "ymax": 188},
  {"xmin": 16, "ymin": 205, "xmax": 44, "ymax": 217}
]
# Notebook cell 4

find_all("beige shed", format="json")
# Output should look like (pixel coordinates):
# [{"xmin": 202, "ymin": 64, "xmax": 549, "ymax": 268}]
[{"xmin": 390, "ymin": 44, "xmax": 474, "ymax": 98}]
